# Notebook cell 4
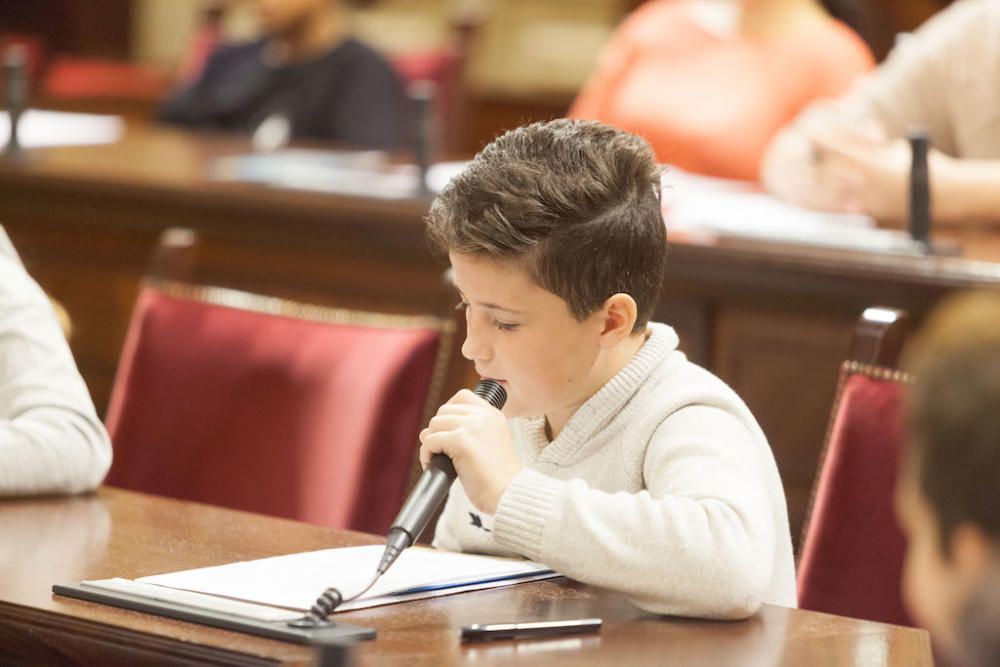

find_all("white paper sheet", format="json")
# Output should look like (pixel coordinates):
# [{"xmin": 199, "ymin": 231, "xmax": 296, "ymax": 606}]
[
  {"xmin": 211, "ymin": 149, "xmax": 421, "ymax": 199},
  {"xmin": 109, "ymin": 545, "xmax": 556, "ymax": 614},
  {"xmin": 0, "ymin": 109, "xmax": 124, "ymax": 149}
]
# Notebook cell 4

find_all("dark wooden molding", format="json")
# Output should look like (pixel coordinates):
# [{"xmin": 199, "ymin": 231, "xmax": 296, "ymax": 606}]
[{"xmin": 848, "ymin": 307, "xmax": 910, "ymax": 368}]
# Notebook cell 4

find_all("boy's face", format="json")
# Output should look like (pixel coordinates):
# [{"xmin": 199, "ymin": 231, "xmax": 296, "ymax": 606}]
[
  {"xmin": 895, "ymin": 463, "xmax": 978, "ymax": 656},
  {"xmin": 449, "ymin": 252, "xmax": 609, "ymax": 426}
]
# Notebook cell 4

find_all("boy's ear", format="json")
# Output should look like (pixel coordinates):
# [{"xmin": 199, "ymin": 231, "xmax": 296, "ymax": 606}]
[{"xmin": 598, "ymin": 293, "xmax": 638, "ymax": 346}]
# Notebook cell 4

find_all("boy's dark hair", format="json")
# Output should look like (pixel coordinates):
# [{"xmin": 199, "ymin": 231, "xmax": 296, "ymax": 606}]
[
  {"xmin": 904, "ymin": 292, "xmax": 1000, "ymax": 553},
  {"xmin": 426, "ymin": 119, "xmax": 666, "ymax": 332}
]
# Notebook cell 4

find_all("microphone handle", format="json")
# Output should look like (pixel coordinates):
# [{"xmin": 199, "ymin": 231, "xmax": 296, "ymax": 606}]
[
  {"xmin": 386, "ymin": 454, "xmax": 455, "ymax": 550},
  {"xmin": 381, "ymin": 380, "xmax": 506, "ymax": 573}
]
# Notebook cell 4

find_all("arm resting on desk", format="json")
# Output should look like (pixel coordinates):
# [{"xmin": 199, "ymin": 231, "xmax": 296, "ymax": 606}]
[
  {"xmin": 764, "ymin": 126, "xmax": 1000, "ymax": 227},
  {"xmin": 932, "ymin": 159, "xmax": 1000, "ymax": 226},
  {"xmin": 436, "ymin": 406, "xmax": 785, "ymax": 621},
  {"xmin": 0, "ymin": 230, "xmax": 112, "ymax": 496},
  {"xmin": 761, "ymin": 0, "xmax": 1000, "ymax": 226}
]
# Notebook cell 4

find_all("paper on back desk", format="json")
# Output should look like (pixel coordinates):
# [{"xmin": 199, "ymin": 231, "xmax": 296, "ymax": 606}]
[
  {"xmin": 135, "ymin": 545, "xmax": 553, "ymax": 611},
  {"xmin": 0, "ymin": 110, "xmax": 124, "ymax": 149},
  {"xmin": 211, "ymin": 149, "xmax": 420, "ymax": 199},
  {"xmin": 661, "ymin": 169, "xmax": 922, "ymax": 253}
]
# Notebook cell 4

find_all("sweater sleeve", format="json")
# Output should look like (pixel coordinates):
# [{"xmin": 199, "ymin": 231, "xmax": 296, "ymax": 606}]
[
  {"xmin": 492, "ymin": 405, "xmax": 777, "ymax": 620},
  {"xmin": 0, "ymin": 231, "xmax": 112, "ymax": 496}
]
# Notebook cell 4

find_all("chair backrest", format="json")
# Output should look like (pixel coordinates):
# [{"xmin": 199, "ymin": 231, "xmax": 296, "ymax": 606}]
[
  {"xmin": 104, "ymin": 279, "xmax": 459, "ymax": 534},
  {"xmin": 797, "ymin": 306, "xmax": 915, "ymax": 626}
]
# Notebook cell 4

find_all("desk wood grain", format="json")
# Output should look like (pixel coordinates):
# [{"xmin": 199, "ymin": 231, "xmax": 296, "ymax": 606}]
[{"xmin": 0, "ymin": 488, "xmax": 931, "ymax": 666}]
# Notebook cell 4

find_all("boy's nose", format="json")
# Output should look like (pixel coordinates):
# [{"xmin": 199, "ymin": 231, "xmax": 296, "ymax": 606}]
[{"xmin": 461, "ymin": 318, "xmax": 491, "ymax": 362}]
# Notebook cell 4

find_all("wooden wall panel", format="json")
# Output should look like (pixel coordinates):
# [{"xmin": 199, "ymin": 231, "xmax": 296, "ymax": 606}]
[
  {"xmin": 0, "ymin": 0, "xmax": 132, "ymax": 59},
  {"xmin": 713, "ymin": 306, "xmax": 854, "ymax": 546}
]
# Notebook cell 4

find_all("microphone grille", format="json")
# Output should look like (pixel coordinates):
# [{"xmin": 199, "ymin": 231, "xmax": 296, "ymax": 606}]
[{"xmin": 474, "ymin": 379, "xmax": 507, "ymax": 410}]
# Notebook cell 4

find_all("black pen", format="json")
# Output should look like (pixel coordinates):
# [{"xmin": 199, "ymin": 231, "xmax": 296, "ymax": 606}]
[{"xmin": 461, "ymin": 618, "xmax": 602, "ymax": 642}]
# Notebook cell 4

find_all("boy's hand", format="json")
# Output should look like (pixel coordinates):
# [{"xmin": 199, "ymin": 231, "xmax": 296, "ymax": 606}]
[{"xmin": 419, "ymin": 389, "xmax": 522, "ymax": 515}]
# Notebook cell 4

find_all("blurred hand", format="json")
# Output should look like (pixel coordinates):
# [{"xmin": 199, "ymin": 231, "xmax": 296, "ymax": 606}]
[
  {"xmin": 806, "ymin": 123, "xmax": 953, "ymax": 226},
  {"xmin": 419, "ymin": 389, "xmax": 522, "ymax": 515}
]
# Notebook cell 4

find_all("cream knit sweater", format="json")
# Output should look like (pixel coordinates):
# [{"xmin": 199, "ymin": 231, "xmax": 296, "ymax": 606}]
[{"xmin": 434, "ymin": 323, "xmax": 796, "ymax": 619}]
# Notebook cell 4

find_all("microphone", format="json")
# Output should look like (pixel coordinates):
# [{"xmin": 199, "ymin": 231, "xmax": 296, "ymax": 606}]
[
  {"xmin": 379, "ymin": 378, "xmax": 507, "ymax": 575},
  {"xmin": 3, "ymin": 45, "xmax": 28, "ymax": 157},
  {"xmin": 406, "ymin": 79, "xmax": 436, "ymax": 196},
  {"xmin": 292, "ymin": 379, "xmax": 506, "ymax": 627},
  {"xmin": 907, "ymin": 129, "xmax": 931, "ymax": 252}
]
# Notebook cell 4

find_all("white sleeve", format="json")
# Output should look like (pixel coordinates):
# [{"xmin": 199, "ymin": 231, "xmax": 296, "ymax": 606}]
[
  {"xmin": 0, "ymin": 228, "xmax": 112, "ymax": 495},
  {"xmin": 492, "ymin": 406, "xmax": 778, "ymax": 620}
]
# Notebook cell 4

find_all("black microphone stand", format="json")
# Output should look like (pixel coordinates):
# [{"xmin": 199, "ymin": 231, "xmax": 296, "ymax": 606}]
[{"xmin": 3, "ymin": 45, "xmax": 28, "ymax": 159}]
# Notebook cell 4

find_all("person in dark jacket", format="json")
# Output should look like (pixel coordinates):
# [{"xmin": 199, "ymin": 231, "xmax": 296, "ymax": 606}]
[{"xmin": 159, "ymin": 0, "xmax": 404, "ymax": 150}]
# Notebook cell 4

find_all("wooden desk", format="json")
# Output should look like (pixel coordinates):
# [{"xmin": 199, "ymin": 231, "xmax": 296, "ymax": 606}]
[
  {"xmin": 0, "ymin": 488, "xmax": 932, "ymax": 665},
  {"xmin": 3, "ymin": 126, "xmax": 1000, "ymax": 543}
]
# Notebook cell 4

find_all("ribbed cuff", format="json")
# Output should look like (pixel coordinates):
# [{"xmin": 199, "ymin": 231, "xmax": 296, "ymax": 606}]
[{"xmin": 493, "ymin": 468, "xmax": 563, "ymax": 561}]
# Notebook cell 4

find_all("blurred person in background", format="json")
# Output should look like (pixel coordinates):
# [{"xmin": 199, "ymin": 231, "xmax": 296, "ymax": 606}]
[
  {"xmin": 898, "ymin": 291, "xmax": 1000, "ymax": 667},
  {"xmin": 0, "ymin": 227, "xmax": 111, "ymax": 496},
  {"xmin": 762, "ymin": 0, "xmax": 1000, "ymax": 227},
  {"xmin": 158, "ymin": 0, "xmax": 404, "ymax": 149},
  {"xmin": 569, "ymin": 0, "xmax": 873, "ymax": 181}
]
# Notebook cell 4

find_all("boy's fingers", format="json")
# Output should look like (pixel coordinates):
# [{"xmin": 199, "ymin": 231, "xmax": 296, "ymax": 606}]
[
  {"xmin": 419, "ymin": 433, "xmax": 446, "ymax": 467},
  {"xmin": 449, "ymin": 389, "xmax": 491, "ymax": 406},
  {"xmin": 419, "ymin": 430, "xmax": 466, "ymax": 464},
  {"xmin": 435, "ymin": 403, "xmax": 477, "ymax": 416},
  {"xmin": 427, "ymin": 414, "xmax": 466, "ymax": 433}
]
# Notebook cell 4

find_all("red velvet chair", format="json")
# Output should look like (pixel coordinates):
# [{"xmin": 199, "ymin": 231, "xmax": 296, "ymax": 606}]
[
  {"xmin": 104, "ymin": 279, "xmax": 461, "ymax": 534},
  {"xmin": 797, "ymin": 307, "xmax": 915, "ymax": 626},
  {"xmin": 42, "ymin": 57, "xmax": 172, "ymax": 101}
]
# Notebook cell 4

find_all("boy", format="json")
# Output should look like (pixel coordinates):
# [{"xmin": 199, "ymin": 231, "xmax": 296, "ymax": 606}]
[
  {"xmin": 419, "ymin": 119, "xmax": 795, "ymax": 619},
  {"xmin": 897, "ymin": 292, "xmax": 1000, "ymax": 667}
]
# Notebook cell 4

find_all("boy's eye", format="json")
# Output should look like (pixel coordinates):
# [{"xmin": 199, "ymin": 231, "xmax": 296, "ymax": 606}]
[{"xmin": 494, "ymin": 320, "xmax": 520, "ymax": 332}]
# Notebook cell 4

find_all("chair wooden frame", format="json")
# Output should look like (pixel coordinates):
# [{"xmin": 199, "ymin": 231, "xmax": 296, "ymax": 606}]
[{"xmin": 797, "ymin": 306, "xmax": 911, "ymax": 559}]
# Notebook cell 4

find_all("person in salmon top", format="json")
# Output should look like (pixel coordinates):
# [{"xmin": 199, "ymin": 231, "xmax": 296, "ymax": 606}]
[{"xmin": 569, "ymin": 0, "xmax": 873, "ymax": 181}]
